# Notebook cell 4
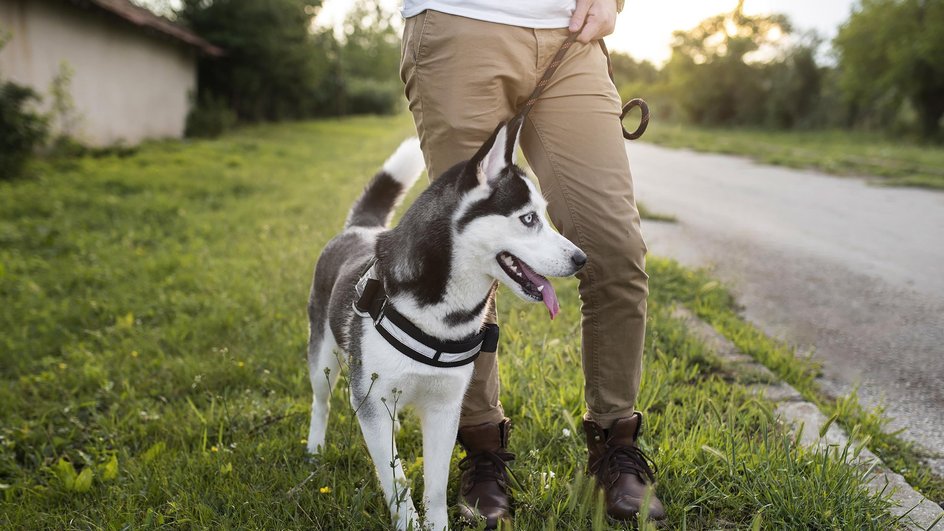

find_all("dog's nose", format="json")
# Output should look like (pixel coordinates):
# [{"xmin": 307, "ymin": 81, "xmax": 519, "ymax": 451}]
[{"xmin": 571, "ymin": 250, "xmax": 587, "ymax": 270}]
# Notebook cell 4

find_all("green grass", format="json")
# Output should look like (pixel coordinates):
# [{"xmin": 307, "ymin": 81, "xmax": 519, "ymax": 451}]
[
  {"xmin": 0, "ymin": 115, "xmax": 899, "ymax": 529},
  {"xmin": 642, "ymin": 123, "xmax": 944, "ymax": 190},
  {"xmin": 637, "ymin": 202, "xmax": 677, "ymax": 223},
  {"xmin": 651, "ymin": 261, "xmax": 944, "ymax": 506}
]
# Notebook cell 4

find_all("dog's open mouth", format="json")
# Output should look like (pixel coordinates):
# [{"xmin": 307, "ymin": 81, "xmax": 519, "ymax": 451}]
[{"xmin": 497, "ymin": 252, "xmax": 560, "ymax": 319}]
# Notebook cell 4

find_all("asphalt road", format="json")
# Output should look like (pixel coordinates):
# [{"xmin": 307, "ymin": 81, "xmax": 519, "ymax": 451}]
[{"xmin": 628, "ymin": 142, "xmax": 944, "ymax": 476}]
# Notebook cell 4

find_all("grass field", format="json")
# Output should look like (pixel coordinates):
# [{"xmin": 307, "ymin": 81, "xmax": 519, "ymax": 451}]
[
  {"xmin": 0, "ymin": 114, "xmax": 908, "ymax": 529},
  {"xmin": 641, "ymin": 123, "xmax": 944, "ymax": 190}
]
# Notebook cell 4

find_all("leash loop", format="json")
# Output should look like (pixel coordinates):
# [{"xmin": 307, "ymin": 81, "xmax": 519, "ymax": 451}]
[{"xmin": 620, "ymin": 98, "xmax": 649, "ymax": 140}]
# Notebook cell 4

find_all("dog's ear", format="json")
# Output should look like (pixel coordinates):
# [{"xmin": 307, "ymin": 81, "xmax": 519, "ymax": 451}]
[{"xmin": 463, "ymin": 117, "xmax": 523, "ymax": 190}]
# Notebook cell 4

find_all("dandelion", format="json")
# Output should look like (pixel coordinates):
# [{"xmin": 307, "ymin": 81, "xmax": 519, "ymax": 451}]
[
  {"xmin": 131, "ymin": 350, "xmax": 139, "ymax": 358},
  {"xmin": 319, "ymin": 486, "xmax": 331, "ymax": 494},
  {"xmin": 562, "ymin": 428, "xmax": 571, "ymax": 437},
  {"xmin": 300, "ymin": 439, "xmax": 307, "ymax": 445},
  {"xmin": 237, "ymin": 361, "xmax": 245, "ymax": 368},
  {"xmin": 211, "ymin": 446, "xmax": 219, "ymax": 452}
]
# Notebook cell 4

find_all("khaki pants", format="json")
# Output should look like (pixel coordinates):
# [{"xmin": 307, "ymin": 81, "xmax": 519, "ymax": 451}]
[{"xmin": 400, "ymin": 11, "xmax": 648, "ymax": 429}]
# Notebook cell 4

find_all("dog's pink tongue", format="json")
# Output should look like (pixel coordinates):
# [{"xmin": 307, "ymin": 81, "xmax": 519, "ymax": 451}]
[{"xmin": 522, "ymin": 268, "xmax": 559, "ymax": 319}]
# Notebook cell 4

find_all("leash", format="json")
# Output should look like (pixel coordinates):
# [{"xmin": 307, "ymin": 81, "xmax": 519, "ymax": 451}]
[{"xmin": 515, "ymin": 32, "xmax": 649, "ymax": 141}]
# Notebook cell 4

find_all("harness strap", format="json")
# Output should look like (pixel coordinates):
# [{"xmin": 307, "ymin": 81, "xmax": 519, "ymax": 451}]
[{"xmin": 354, "ymin": 266, "xmax": 499, "ymax": 368}]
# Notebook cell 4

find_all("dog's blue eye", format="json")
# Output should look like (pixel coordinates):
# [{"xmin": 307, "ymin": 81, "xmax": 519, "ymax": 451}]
[{"xmin": 519, "ymin": 212, "xmax": 536, "ymax": 227}]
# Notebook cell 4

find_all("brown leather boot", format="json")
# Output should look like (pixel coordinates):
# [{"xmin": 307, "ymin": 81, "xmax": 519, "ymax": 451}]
[
  {"xmin": 583, "ymin": 413, "xmax": 666, "ymax": 521},
  {"xmin": 456, "ymin": 418, "xmax": 514, "ymax": 529}
]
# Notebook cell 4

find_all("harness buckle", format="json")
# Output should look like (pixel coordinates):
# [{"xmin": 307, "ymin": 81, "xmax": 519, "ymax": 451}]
[{"xmin": 352, "ymin": 301, "xmax": 371, "ymax": 319}]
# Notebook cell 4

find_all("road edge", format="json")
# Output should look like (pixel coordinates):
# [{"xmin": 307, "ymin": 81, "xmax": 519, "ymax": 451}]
[{"xmin": 672, "ymin": 306, "xmax": 944, "ymax": 530}]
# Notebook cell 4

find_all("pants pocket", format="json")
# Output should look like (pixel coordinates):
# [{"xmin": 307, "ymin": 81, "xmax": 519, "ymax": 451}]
[{"xmin": 399, "ymin": 10, "xmax": 432, "ymax": 84}]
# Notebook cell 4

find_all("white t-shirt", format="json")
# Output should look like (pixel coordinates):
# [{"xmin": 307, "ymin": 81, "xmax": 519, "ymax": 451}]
[{"xmin": 401, "ymin": 1, "xmax": 577, "ymax": 29}]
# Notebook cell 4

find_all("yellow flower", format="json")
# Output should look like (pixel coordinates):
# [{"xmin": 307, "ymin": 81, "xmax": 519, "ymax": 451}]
[
  {"xmin": 237, "ymin": 361, "xmax": 245, "ymax": 368},
  {"xmin": 211, "ymin": 446, "xmax": 219, "ymax": 452},
  {"xmin": 319, "ymin": 486, "xmax": 331, "ymax": 494},
  {"xmin": 131, "ymin": 351, "xmax": 139, "ymax": 358},
  {"xmin": 58, "ymin": 363, "xmax": 67, "ymax": 370}
]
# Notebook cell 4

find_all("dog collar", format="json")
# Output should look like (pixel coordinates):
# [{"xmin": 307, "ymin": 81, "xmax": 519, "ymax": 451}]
[{"xmin": 353, "ymin": 258, "xmax": 499, "ymax": 368}]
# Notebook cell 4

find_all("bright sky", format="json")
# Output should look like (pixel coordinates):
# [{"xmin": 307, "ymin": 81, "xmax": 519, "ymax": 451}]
[{"xmin": 316, "ymin": 0, "xmax": 859, "ymax": 64}]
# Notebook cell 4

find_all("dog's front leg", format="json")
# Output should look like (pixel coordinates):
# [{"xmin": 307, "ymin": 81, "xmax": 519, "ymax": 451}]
[
  {"xmin": 420, "ymin": 405, "xmax": 462, "ymax": 531},
  {"xmin": 357, "ymin": 406, "xmax": 419, "ymax": 530}
]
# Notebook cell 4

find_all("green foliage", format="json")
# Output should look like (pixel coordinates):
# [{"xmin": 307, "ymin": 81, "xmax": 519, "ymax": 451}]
[
  {"xmin": 609, "ymin": 53, "xmax": 676, "ymax": 122},
  {"xmin": 0, "ymin": 81, "xmax": 49, "ymax": 180},
  {"xmin": 615, "ymin": 2, "xmax": 842, "ymax": 131},
  {"xmin": 185, "ymin": 94, "xmax": 238, "ymax": 138},
  {"xmin": 0, "ymin": 35, "xmax": 48, "ymax": 178},
  {"xmin": 635, "ymin": 0, "xmax": 944, "ymax": 139},
  {"xmin": 179, "ymin": 0, "xmax": 401, "ymax": 123},
  {"xmin": 834, "ymin": 0, "xmax": 944, "ymax": 140},
  {"xmin": 0, "ymin": 115, "xmax": 898, "ymax": 528},
  {"xmin": 342, "ymin": 77, "xmax": 400, "ymax": 116},
  {"xmin": 661, "ymin": 0, "xmax": 822, "ymax": 128},
  {"xmin": 179, "ymin": 0, "xmax": 326, "ymax": 122},
  {"xmin": 336, "ymin": 0, "xmax": 402, "ymax": 116},
  {"xmin": 48, "ymin": 61, "xmax": 81, "ymax": 141},
  {"xmin": 614, "ymin": 0, "xmax": 944, "ymax": 140},
  {"xmin": 761, "ymin": 34, "xmax": 825, "ymax": 129}
]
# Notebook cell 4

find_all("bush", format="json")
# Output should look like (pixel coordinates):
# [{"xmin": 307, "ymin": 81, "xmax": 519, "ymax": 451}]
[
  {"xmin": 0, "ymin": 81, "xmax": 48, "ymax": 180},
  {"xmin": 343, "ymin": 78, "xmax": 400, "ymax": 116},
  {"xmin": 185, "ymin": 95, "xmax": 237, "ymax": 138}
]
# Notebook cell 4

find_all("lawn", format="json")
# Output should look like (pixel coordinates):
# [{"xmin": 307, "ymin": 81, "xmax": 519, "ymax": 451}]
[
  {"xmin": 641, "ymin": 123, "xmax": 944, "ymax": 190},
  {"xmin": 0, "ymin": 114, "xmax": 899, "ymax": 529}
]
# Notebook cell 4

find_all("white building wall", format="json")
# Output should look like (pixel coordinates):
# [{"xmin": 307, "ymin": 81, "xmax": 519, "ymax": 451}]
[{"xmin": 0, "ymin": 0, "xmax": 197, "ymax": 146}]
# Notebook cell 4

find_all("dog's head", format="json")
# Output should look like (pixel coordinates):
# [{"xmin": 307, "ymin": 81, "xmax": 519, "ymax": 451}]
[{"xmin": 454, "ymin": 118, "xmax": 586, "ymax": 319}]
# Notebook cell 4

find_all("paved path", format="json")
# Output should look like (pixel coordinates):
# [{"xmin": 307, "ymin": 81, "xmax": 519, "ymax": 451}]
[{"xmin": 628, "ymin": 142, "xmax": 944, "ymax": 478}]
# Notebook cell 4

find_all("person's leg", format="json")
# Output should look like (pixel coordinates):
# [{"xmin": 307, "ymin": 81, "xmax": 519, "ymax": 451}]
[
  {"xmin": 399, "ymin": 11, "xmax": 533, "ymax": 526},
  {"xmin": 520, "ymin": 30, "xmax": 647, "ymax": 425},
  {"xmin": 400, "ymin": 10, "xmax": 534, "ymax": 428},
  {"xmin": 519, "ymin": 30, "xmax": 664, "ymax": 520}
]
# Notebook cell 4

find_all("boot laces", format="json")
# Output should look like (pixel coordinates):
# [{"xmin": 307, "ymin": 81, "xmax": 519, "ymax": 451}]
[
  {"xmin": 458, "ymin": 449, "xmax": 517, "ymax": 490},
  {"xmin": 598, "ymin": 444, "xmax": 657, "ymax": 486}
]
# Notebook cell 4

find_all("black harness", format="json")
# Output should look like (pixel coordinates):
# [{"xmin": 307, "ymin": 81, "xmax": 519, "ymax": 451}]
[{"xmin": 353, "ymin": 259, "xmax": 499, "ymax": 368}]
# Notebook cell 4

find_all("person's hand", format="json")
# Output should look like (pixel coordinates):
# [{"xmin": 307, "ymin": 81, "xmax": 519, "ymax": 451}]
[{"xmin": 569, "ymin": 0, "xmax": 618, "ymax": 44}]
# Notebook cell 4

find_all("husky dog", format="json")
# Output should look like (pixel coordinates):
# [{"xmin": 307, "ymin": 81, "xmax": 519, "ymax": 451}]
[{"xmin": 305, "ymin": 118, "xmax": 586, "ymax": 530}]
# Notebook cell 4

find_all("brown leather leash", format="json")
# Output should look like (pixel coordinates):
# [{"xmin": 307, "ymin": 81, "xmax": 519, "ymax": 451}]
[{"xmin": 515, "ymin": 31, "xmax": 650, "ymax": 140}]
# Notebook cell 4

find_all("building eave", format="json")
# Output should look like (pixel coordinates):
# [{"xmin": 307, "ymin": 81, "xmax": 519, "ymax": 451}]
[{"xmin": 65, "ymin": 0, "xmax": 224, "ymax": 56}]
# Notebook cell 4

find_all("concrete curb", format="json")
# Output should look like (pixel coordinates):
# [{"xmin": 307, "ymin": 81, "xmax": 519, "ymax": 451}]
[{"xmin": 672, "ymin": 306, "xmax": 944, "ymax": 530}]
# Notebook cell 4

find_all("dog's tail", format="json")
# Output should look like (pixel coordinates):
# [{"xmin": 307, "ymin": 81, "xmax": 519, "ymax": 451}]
[{"xmin": 345, "ymin": 137, "xmax": 425, "ymax": 229}]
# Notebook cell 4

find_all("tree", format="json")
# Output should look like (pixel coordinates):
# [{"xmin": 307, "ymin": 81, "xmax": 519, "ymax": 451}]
[
  {"xmin": 336, "ymin": 0, "xmax": 402, "ymax": 115},
  {"xmin": 834, "ymin": 0, "xmax": 944, "ymax": 140},
  {"xmin": 178, "ymin": 0, "xmax": 328, "ymax": 122},
  {"xmin": 762, "ymin": 34, "xmax": 825, "ymax": 129},
  {"xmin": 664, "ymin": 0, "xmax": 792, "ymax": 126},
  {"xmin": 177, "ymin": 0, "xmax": 401, "ymax": 122}
]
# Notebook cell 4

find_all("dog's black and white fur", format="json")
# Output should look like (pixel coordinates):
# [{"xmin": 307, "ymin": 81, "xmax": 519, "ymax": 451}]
[{"xmin": 306, "ymin": 119, "xmax": 585, "ymax": 530}]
